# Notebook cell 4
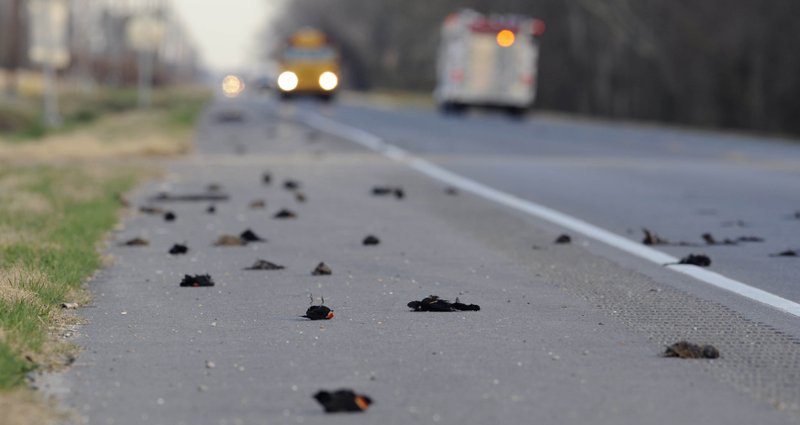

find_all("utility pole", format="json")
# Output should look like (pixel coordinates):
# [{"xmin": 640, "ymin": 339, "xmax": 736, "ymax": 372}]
[
  {"xmin": 41, "ymin": 0, "xmax": 61, "ymax": 128},
  {"xmin": 127, "ymin": 11, "xmax": 165, "ymax": 109},
  {"xmin": 6, "ymin": 0, "xmax": 23, "ymax": 97}
]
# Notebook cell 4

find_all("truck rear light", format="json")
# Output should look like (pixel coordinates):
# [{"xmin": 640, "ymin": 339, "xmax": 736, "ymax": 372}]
[
  {"xmin": 531, "ymin": 19, "xmax": 546, "ymax": 37},
  {"xmin": 450, "ymin": 70, "xmax": 464, "ymax": 82},
  {"xmin": 521, "ymin": 74, "xmax": 534, "ymax": 86}
]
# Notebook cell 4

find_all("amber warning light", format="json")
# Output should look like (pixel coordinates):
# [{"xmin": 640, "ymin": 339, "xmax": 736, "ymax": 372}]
[{"xmin": 496, "ymin": 29, "xmax": 515, "ymax": 47}]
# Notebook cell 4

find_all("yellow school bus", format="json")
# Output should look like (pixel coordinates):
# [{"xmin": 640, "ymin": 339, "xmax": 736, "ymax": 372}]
[{"xmin": 276, "ymin": 28, "xmax": 340, "ymax": 100}]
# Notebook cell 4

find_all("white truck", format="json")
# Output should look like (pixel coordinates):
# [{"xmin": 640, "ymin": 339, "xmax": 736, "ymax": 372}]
[{"xmin": 434, "ymin": 10, "xmax": 546, "ymax": 116}]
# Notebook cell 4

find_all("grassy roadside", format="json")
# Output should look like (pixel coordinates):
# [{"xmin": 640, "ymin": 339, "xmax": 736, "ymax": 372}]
[
  {"xmin": 0, "ymin": 85, "xmax": 208, "ymax": 142},
  {"xmin": 0, "ymin": 166, "xmax": 137, "ymax": 383},
  {"xmin": 0, "ymin": 86, "xmax": 209, "ymax": 424}
]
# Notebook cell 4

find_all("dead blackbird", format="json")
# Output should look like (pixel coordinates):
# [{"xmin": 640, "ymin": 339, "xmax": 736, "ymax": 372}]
[
  {"xmin": 702, "ymin": 233, "xmax": 737, "ymax": 245},
  {"xmin": 554, "ymin": 234, "xmax": 571, "ymax": 244},
  {"xmin": 663, "ymin": 341, "xmax": 720, "ymax": 359},
  {"xmin": 214, "ymin": 235, "xmax": 246, "ymax": 246},
  {"xmin": 362, "ymin": 235, "xmax": 380, "ymax": 246},
  {"xmin": 240, "ymin": 229, "xmax": 266, "ymax": 242},
  {"xmin": 249, "ymin": 199, "xmax": 266, "ymax": 209},
  {"xmin": 283, "ymin": 180, "xmax": 300, "ymax": 191},
  {"xmin": 371, "ymin": 186, "xmax": 404, "ymax": 198},
  {"xmin": 274, "ymin": 209, "xmax": 297, "ymax": 219},
  {"xmin": 313, "ymin": 389, "xmax": 371, "ymax": 413},
  {"xmin": 164, "ymin": 211, "xmax": 176, "ymax": 221},
  {"xmin": 312, "ymin": 262, "xmax": 332, "ymax": 276},
  {"xmin": 206, "ymin": 204, "xmax": 216, "ymax": 214},
  {"xmin": 770, "ymin": 250, "xmax": 798, "ymax": 257},
  {"xmin": 677, "ymin": 254, "xmax": 711, "ymax": 267},
  {"xmin": 303, "ymin": 305, "xmax": 334, "ymax": 320},
  {"xmin": 169, "ymin": 244, "xmax": 188, "ymax": 255},
  {"xmin": 736, "ymin": 236, "xmax": 764, "ymax": 243},
  {"xmin": 244, "ymin": 260, "xmax": 285, "ymax": 270},
  {"xmin": 179, "ymin": 274, "xmax": 215, "ymax": 287},
  {"xmin": 408, "ymin": 295, "xmax": 480, "ymax": 312},
  {"xmin": 120, "ymin": 237, "xmax": 149, "ymax": 246},
  {"xmin": 139, "ymin": 205, "xmax": 165, "ymax": 215},
  {"xmin": 262, "ymin": 172, "xmax": 271, "ymax": 185},
  {"xmin": 371, "ymin": 186, "xmax": 393, "ymax": 196},
  {"xmin": 295, "ymin": 192, "xmax": 307, "ymax": 203},
  {"xmin": 642, "ymin": 228, "xmax": 669, "ymax": 245}
]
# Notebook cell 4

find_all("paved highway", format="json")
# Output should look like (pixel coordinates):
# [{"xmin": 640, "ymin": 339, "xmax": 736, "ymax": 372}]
[
  {"xmin": 311, "ymin": 99, "xmax": 800, "ymax": 303},
  {"xmin": 42, "ymin": 96, "xmax": 800, "ymax": 425}
]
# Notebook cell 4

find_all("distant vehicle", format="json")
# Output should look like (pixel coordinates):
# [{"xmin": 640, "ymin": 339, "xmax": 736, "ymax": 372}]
[
  {"xmin": 276, "ymin": 28, "xmax": 340, "ymax": 100},
  {"xmin": 434, "ymin": 10, "xmax": 546, "ymax": 116},
  {"xmin": 221, "ymin": 74, "xmax": 245, "ymax": 98}
]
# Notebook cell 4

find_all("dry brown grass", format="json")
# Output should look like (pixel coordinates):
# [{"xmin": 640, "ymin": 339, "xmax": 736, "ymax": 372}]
[
  {"xmin": 0, "ymin": 173, "xmax": 38, "ymax": 191},
  {"xmin": 1, "ymin": 192, "xmax": 53, "ymax": 215},
  {"xmin": 0, "ymin": 110, "xmax": 192, "ymax": 163},
  {"xmin": 0, "ymin": 266, "xmax": 43, "ymax": 305}
]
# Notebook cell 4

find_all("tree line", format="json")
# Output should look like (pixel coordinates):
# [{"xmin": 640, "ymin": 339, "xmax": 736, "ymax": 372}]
[{"xmin": 268, "ymin": 0, "xmax": 800, "ymax": 136}]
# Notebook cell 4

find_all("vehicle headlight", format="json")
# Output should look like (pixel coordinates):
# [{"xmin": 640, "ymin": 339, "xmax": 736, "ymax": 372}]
[
  {"xmin": 277, "ymin": 71, "xmax": 298, "ymax": 91},
  {"xmin": 221, "ymin": 75, "xmax": 244, "ymax": 97},
  {"xmin": 318, "ymin": 71, "xmax": 338, "ymax": 91}
]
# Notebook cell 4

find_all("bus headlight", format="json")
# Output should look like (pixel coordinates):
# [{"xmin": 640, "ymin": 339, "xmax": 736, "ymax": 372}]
[
  {"xmin": 318, "ymin": 71, "xmax": 338, "ymax": 91},
  {"xmin": 277, "ymin": 71, "xmax": 299, "ymax": 91}
]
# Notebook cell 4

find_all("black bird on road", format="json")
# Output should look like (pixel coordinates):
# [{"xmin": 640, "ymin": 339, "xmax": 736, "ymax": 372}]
[
  {"xmin": 244, "ymin": 260, "xmax": 285, "ymax": 270},
  {"xmin": 303, "ymin": 305, "xmax": 334, "ymax": 320},
  {"xmin": 362, "ymin": 235, "xmax": 380, "ymax": 245},
  {"xmin": 240, "ymin": 229, "xmax": 266, "ymax": 242},
  {"xmin": 139, "ymin": 205, "xmax": 166, "ymax": 215},
  {"xmin": 120, "ymin": 237, "xmax": 149, "ymax": 246},
  {"xmin": 283, "ymin": 180, "xmax": 300, "ymax": 191},
  {"xmin": 770, "ymin": 249, "xmax": 798, "ymax": 257},
  {"xmin": 179, "ymin": 274, "xmax": 215, "ymax": 287},
  {"xmin": 371, "ymin": 186, "xmax": 404, "ymax": 199},
  {"xmin": 408, "ymin": 295, "xmax": 480, "ymax": 312},
  {"xmin": 169, "ymin": 243, "xmax": 188, "ymax": 255},
  {"xmin": 274, "ymin": 209, "xmax": 297, "ymax": 219},
  {"xmin": 312, "ymin": 262, "xmax": 332, "ymax": 275},
  {"xmin": 663, "ymin": 341, "xmax": 720, "ymax": 359},
  {"xmin": 676, "ymin": 254, "xmax": 711, "ymax": 267},
  {"xmin": 554, "ymin": 234, "xmax": 571, "ymax": 244},
  {"xmin": 313, "ymin": 389, "xmax": 372, "ymax": 413},
  {"xmin": 164, "ymin": 211, "xmax": 176, "ymax": 221}
]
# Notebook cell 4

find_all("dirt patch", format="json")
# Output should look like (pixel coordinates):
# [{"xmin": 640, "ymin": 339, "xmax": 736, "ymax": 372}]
[{"xmin": 0, "ymin": 389, "xmax": 65, "ymax": 425}]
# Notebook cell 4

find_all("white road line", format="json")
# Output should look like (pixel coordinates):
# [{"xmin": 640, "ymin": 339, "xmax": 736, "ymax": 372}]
[{"xmin": 304, "ymin": 112, "xmax": 800, "ymax": 318}]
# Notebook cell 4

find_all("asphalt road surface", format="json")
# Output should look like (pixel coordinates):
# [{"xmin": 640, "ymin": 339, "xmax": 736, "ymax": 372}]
[{"xmin": 43, "ymin": 95, "xmax": 800, "ymax": 425}]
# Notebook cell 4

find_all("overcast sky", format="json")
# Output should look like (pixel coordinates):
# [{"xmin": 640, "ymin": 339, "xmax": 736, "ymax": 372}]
[{"xmin": 169, "ymin": 0, "xmax": 279, "ymax": 72}]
